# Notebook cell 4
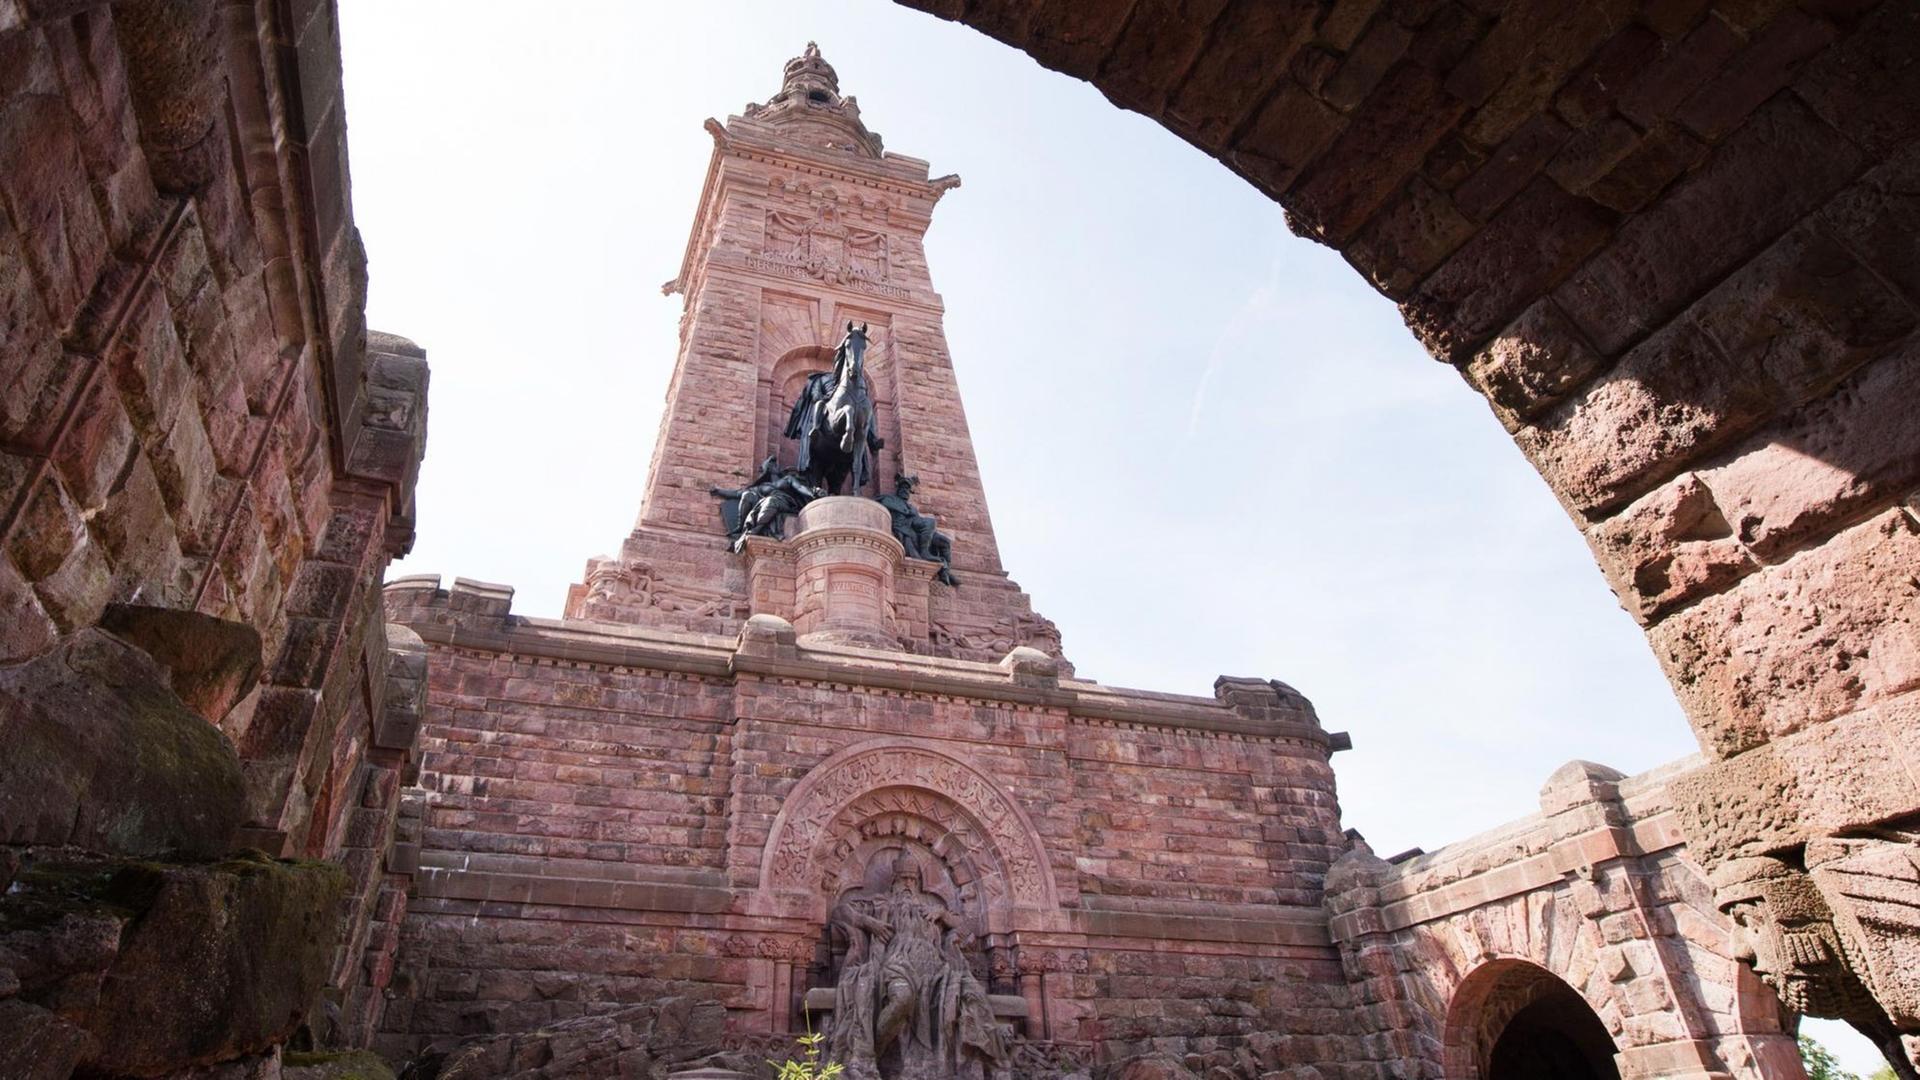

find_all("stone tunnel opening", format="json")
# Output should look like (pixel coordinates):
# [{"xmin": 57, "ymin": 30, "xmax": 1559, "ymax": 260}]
[{"xmin": 1485, "ymin": 982, "xmax": 1622, "ymax": 1080}]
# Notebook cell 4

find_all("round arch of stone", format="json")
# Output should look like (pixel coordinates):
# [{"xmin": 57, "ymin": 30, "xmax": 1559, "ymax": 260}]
[
  {"xmin": 1444, "ymin": 958, "xmax": 1623, "ymax": 1080},
  {"xmin": 752, "ymin": 736, "xmax": 1060, "ymax": 927}
]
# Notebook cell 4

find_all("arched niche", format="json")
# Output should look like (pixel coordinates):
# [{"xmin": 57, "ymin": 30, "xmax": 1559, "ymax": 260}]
[
  {"xmin": 756, "ymin": 334, "xmax": 899, "ymax": 489},
  {"xmin": 751, "ymin": 736, "xmax": 1059, "ymax": 933}
]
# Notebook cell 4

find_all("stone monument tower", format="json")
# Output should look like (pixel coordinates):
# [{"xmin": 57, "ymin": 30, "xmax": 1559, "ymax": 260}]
[
  {"xmin": 561, "ymin": 43, "xmax": 1063, "ymax": 667},
  {"xmin": 378, "ymin": 44, "xmax": 1813, "ymax": 1080},
  {"xmin": 381, "ymin": 45, "xmax": 1361, "ymax": 1070}
]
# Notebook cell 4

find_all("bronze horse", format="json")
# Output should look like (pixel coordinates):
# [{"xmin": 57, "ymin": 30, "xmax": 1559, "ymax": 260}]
[{"xmin": 785, "ymin": 322, "xmax": 883, "ymax": 495}]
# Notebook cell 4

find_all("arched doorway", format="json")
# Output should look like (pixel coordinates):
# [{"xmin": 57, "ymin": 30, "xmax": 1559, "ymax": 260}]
[{"xmin": 1446, "ymin": 960, "xmax": 1621, "ymax": 1080}]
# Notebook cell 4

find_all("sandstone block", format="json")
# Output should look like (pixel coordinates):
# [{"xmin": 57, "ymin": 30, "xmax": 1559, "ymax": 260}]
[
  {"xmin": 1688, "ymin": 226, "xmax": 1912, "ymax": 413},
  {"xmin": 1288, "ymin": 64, "xmax": 1469, "ymax": 243},
  {"xmin": 1581, "ymin": 121, "xmax": 1705, "ymax": 215},
  {"xmin": 0, "ymin": 627, "xmax": 246, "ymax": 856},
  {"xmin": 1555, "ymin": 94, "xmax": 1864, "ymax": 356},
  {"xmin": 0, "ymin": 92, "xmax": 110, "ymax": 333},
  {"xmin": 3, "ymin": 851, "xmax": 346, "ymax": 1076},
  {"xmin": 0, "ymin": 553, "xmax": 58, "ymax": 662},
  {"xmin": 1586, "ymin": 472, "xmax": 1757, "ymax": 624},
  {"xmin": 1697, "ymin": 344, "xmax": 1920, "ymax": 561},
  {"xmin": 1668, "ymin": 694, "xmax": 1920, "ymax": 862},
  {"xmin": 1648, "ymin": 508, "xmax": 1920, "ymax": 755},
  {"xmin": 51, "ymin": 371, "xmax": 137, "ymax": 514},
  {"xmin": 1553, "ymin": 25, "xmax": 1661, "ymax": 128},
  {"xmin": 1515, "ymin": 321, "xmax": 1754, "ymax": 515},
  {"xmin": 1673, "ymin": 9, "xmax": 1835, "ymax": 141},
  {"xmin": 1465, "ymin": 298, "xmax": 1607, "ymax": 426},
  {"xmin": 1164, "ymin": 2, "xmax": 1318, "ymax": 151},
  {"xmin": 1818, "ymin": 143, "xmax": 1920, "ymax": 306},
  {"xmin": 1402, "ymin": 177, "xmax": 1616, "ymax": 363},
  {"xmin": 1795, "ymin": 1, "xmax": 1920, "ymax": 160},
  {"xmin": 1345, "ymin": 177, "xmax": 1474, "ymax": 299},
  {"xmin": 101, "ymin": 602, "xmax": 264, "ymax": 724},
  {"xmin": 0, "ymin": 998, "xmax": 96, "ymax": 1080}
]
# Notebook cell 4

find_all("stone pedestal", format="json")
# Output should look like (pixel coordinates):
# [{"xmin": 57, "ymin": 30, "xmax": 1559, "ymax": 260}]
[{"xmin": 790, "ymin": 497, "xmax": 904, "ymax": 649}]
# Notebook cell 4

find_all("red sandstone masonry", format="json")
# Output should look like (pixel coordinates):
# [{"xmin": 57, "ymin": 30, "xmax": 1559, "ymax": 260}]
[
  {"xmin": 380, "ymin": 580, "xmax": 1357, "ymax": 1060},
  {"xmin": 1, "ymin": 3, "xmax": 427, "ymax": 1076},
  {"xmin": 563, "ymin": 67, "xmax": 1063, "ymax": 670}
]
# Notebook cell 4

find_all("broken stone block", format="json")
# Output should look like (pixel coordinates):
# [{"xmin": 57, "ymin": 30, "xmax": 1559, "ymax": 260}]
[{"xmin": 0, "ymin": 627, "xmax": 246, "ymax": 857}]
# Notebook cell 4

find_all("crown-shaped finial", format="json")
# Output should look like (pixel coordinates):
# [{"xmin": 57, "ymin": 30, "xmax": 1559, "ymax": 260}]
[{"xmin": 781, "ymin": 41, "xmax": 840, "ymax": 102}]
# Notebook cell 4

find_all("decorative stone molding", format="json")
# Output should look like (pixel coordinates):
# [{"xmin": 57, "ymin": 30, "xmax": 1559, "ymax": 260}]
[{"xmin": 753, "ymin": 736, "xmax": 1059, "ymax": 924}]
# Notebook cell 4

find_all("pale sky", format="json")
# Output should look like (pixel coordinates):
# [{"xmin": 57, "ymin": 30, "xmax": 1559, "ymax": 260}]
[{"xmin": 340, "ymin": 3, "xmax": 1873, "ymax": 1067}]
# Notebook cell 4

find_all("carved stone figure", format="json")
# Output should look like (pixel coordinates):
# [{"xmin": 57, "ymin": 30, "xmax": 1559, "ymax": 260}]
[
  {"xmin": 786, "ymin": 323, "xmax": 883, "ymax": 496},
  {"xmin": 877, "ymin": 475, "xmax": 957, "ymax": 587},
  {"xmin": 1716, "ymin": 853, "xmax": 1919, "ymax": 1076},
  {"xmin": 826, "ymin": 851, "xmax": 1008, "ymax": 1080},
  {"xmin": 712, "ymin": 455, "xmax": 819, "ymax": 551}
]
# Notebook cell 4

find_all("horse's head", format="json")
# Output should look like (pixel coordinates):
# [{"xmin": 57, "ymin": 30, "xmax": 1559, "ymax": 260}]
[{"xmin": 836, "ymin": 321, "xmax": 869, "ymax": 375}]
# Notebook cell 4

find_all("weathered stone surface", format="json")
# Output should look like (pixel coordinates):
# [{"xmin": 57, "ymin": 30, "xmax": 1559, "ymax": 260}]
[
  {"xmin": 1696, "ymin": 344, "xmax": 1920, "ymax": 562},
  {"xmin": 282, "ymin": 1048, "xmax": 395, "ymax": 1080},
  {"xmin": 415, "ymin": 998, "xmax": 728, "ymax": 1080},
  {"xmin": 1515, "ymin": 320, "xmax": 1751, "ymax": 516},
  {"xmin": 1464, "ymin": 298, "xmax": 1607, "ymax": 426},
  {"xmin": 87, "ymin": 854, "xmax": 347, "ymax": 1075},
  {"xmin": 102, "ymin": 602, "xmax": 265, "ymax": 724},
  {"xmin": 1586, "ymin": 473, "xmax": 1758, "ymax": 624},
  {"xmin": 1649, "ymin": 508, "xmax": 1920, "ymax": 757},
  {"xmin": 1401, "ymin": 177, "xmax": 1616, "ymax": 363},
  {"xmin": 0, "ymin": 628, "xmax": 246, "ymax": 857},
  {"xmin": 0, "ymin": 851, "xmax": 343, "ymax": 1076},
  {"xmin": 1554, "ymin": 94, "xmax": 1865, "ymax": 357},
  {"xmin": 0, "ymin": 997, "xmax": 97, "ymax": 1080},
  {"xmin": 1669, "ymin": 693, "xmax": 1920, "ymax": 864},
  {"xmin": 1288, "ymin": 64, "xmax": 1470, "ymax": 244},
  {"xmin": 1110, "ymin": 1055, "xmax": 1203, "ymax": 1080}
]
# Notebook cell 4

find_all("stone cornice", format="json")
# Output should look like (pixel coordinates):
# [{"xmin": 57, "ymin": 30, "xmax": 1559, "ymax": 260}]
[{"xmin": 389, "ymin": 586, "xmax": 1335, "ymax": 746}]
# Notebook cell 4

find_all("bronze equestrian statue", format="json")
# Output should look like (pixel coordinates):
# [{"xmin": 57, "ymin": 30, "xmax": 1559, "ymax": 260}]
[{"xmin": 786, "ymin": 322, "xmax": 883, "ymax": 496}]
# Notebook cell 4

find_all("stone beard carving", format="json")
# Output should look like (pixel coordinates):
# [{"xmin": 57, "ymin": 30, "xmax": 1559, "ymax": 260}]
[
  {"xmin": 826, "ymin": 850, "xmax": 1009, "ymax": 1080},
  {"xmin": 1717, "ymin": 849, "xmax": 1920, "ymax": 1074},
  {"xmin": 878, "ymin": 475, "xmax": 958, "ymax": 588},
  {"xmin": 712, "ymin": 454, "xmax": 820, "ymax": 551}
]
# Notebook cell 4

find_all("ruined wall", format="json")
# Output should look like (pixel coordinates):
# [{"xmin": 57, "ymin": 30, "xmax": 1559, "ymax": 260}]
[
  {"xmin": 911, "ymin": 0, "xmax": 1920, "ymax": 1050},
  {"xmin": 377, "ymin": 579, "xmax": 1370, "ymax": 1070},
  {"xmin": 0, "ymin": 2, "xmax": 427, "ymax": 1074}
]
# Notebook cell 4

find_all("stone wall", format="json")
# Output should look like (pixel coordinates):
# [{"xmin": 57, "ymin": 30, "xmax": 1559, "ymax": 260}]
[
  {"xmin": 0, "ymin": 2, "xmax": 427, "ymax": 1075},
  {"xmin": 908, "ymin": 0, "xmax": 1920, "ymax": 1054},
  {"xmin": 1328, "ymin": 758, "xmax": 1804, "ymax": 1079},
  {"xmin": 378, "ymin": 578, "xmax": 1367, "ymax": 1070}
]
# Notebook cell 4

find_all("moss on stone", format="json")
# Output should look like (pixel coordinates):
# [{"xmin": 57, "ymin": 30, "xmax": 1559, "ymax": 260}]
[{"xmin": 282, "ymin": 1048, "xmax": 398, "ymax": 1079}]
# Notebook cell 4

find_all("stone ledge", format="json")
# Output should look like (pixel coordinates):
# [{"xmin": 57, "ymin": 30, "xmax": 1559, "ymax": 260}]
[
  {"xmin": 412, "ymin": 866, "xmax": 732, "ymax": 914},
  {"xmin": 802, "ymin": 986, "xmax": 1028, "ymax": 1018},
  {"xmin": 1076, "ymin": 907, "xmax": 1334, "ymax": 949},
  {"xmin": 392, "ymin": 595, "xmax": 1336, "ymax": 742}
]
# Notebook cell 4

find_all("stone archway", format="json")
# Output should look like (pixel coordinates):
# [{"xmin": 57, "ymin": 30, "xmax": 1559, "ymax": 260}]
[{"xmin": 1447, "ymin": 959, "xmax": 1622, "ymax": 1080}]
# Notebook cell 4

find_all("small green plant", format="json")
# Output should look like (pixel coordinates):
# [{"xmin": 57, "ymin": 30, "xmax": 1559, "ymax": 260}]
[{"xmin": 769, "ymin": 1029, "xmax": 844, "ymax": 1080}]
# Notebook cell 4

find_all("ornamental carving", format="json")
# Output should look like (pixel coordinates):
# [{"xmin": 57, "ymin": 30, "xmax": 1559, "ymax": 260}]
[
  {"xmin": 762, "ymin": 740, "xmax": 1056, "ymax": 911},
  {"xmin": 752, "ymin": 186, "xmax": 907, "ymax": 299}
]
